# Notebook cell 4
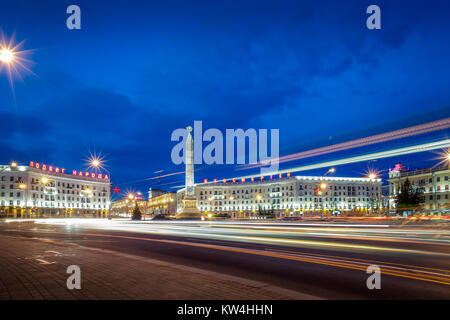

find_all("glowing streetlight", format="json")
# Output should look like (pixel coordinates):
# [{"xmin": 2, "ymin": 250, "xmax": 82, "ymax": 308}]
[
  {"xmin": 368, "ymin": 173, "xmax": 377, "ymax": 179},
  {"xmin": 319, "ymin": 182, "xmax": 328, "ymax": 221},
  {"xmin": 128, "ymin": 193, "xmax": 135, "ymax": 200},
  {"xmin": 0, "ymin": 35, "xmax": 34, "ymax": 89},
  {"xmin": 433, "ymin": 149, "xmax": 450, "ymax": 168},
  {"xmin": 256, "ymin": 194, "xmax": 262, "ymax": 200},
  {"xmin": 10, "ymin": 161, "xmax": 18, "ymax": 168},
  {"xmin": 0, "ymin": 48, "xmax": 14, "ymax": 64},
  {"xmin": 18, "ymin": 183, "xmax": 26, "ymax": 190},
  {"xmin": 91, "ymin": 159, "xmax": 100, "ymax": 167},
  {"xmin": 40, "ymin": 177, "xmax": 49, "ymax": 185}
]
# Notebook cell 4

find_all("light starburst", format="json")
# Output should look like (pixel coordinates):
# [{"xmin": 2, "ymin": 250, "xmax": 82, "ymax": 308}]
[
  {"xmin": 363, "ymin": 166, "xmax": 382, "ymax": 179},
  {"xmin": 0, "ymin": 33, "xmax": 35, "ymax": 92},
  {"xmin": 85, "ymin": 152, "xmax": 108, "ymax": 172},
  {"xmin": 432, "ymin": 149, "xmax": 450, "ymax": 167}
]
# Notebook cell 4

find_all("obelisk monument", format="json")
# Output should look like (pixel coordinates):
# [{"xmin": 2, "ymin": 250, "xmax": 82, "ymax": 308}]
[{"xmin": 176, "ymin": 126, "xmax": 202, "ymax": 219}]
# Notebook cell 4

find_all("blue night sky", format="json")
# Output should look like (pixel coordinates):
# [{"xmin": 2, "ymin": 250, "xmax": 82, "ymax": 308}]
[{"xmin": 1, "ymin": 0, "xmax": 449, "ymax": 195}]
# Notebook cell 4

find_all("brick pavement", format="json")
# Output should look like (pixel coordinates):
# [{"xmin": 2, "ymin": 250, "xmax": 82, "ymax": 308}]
[{"xmin": 0, "ymin": 234, "xmax": 318, "ymax": 300}]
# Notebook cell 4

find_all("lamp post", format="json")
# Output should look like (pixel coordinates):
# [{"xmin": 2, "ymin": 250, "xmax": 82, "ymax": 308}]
[
  {"xmin": 18, "ymin": 182, "xmax": 27, "ymax": 219},
  {"xmin": 90, "ymin": 158, "xmax": 111, "ymax": 218},
  {"xmin": 319, "ymin": 168, "xmax": 335, "ymax": 220},
  {"xmin": 128, "ymin": 193, "xmax": 135, "ymax": 218},
  {"xmin": 319, "ymin": 183, "xmax": 327, "ymax": 220},
  {"xmin": 40, "ymin": 176, "xmax": 50, "ymax": 218},
  {"xmin": 367, "ymin": 172, "xmax": 379, "ymax": 215}
]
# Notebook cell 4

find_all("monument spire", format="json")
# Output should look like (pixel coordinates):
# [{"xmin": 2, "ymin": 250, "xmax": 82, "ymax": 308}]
[
  {"xmin": 176, "ymin": 125, "xmax": 202, "ymax": 219},
  {"xmin": 185, "ymin": 126, "xmax": 195, "ymax": 195}
]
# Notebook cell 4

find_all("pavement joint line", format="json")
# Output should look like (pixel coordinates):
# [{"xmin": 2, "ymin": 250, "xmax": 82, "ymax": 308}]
[{"xmin": 3, "ymin": 234, "xmax": 322, "ymax": 300}]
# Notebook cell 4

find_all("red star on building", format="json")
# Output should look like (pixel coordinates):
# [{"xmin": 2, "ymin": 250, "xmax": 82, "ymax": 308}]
[{"xmin": 113, "ymin": 187, "xmax": 120, "ymax": 194}]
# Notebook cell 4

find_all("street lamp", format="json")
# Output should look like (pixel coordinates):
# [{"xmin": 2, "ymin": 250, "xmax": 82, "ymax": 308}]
[
  {"xmin": 319, "ymin": 168, "xmax": 335, "ymax": 220},
  {"xmin": 367, "ymin": 171, "xmax": 380, "ymax": 214},
  {"xmin": 17, "ymin": 182, "xmax": 27, "ymax": 219},
  {"xmin": 91, "ymin": 159, "xmax": 100, "ymax": 167},
  {"xmin": 320, "ymin": 183, "xmax": 328, "ymax": 220},
  {"xmin": 0, "ymin": 48, "xmax": 14, "ymax": 64}
]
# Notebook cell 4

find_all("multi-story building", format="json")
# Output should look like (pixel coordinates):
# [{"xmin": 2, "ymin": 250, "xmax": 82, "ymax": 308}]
[
  {"xmin": 148, "ymin": 190, "xmax": 177, "ymax": 216},
  {"xmin": 148, "ymin": 188, "xmax": 166, "ymax": 199},
  {"xmin": 110, "ymin": 197, "xmax": 147, "ymax": 217},
  {"xmin": 177, "ymin": 173, "xmax": 382, "ymax": 218},
  {"xmin": 0, "ymin": 161, "xmax": 111, "ymax": 218},
  {"xmin": 388, "ymin": 163, "xmax": 450, "ymax": 211},
  {"xmin": 110, "ymin": 190, "xmax": 177, "ymax": 217}
]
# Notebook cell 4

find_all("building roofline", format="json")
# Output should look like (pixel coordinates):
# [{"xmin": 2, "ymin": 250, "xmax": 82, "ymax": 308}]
[{"xmin": 0, "ymin": 165, "xmax": 110, "ymax": 184}]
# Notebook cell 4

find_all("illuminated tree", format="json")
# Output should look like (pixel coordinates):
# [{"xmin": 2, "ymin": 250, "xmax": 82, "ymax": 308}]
[{"xmin": 131, "ymin": 202, "xmax": 142, "ymax": 220}]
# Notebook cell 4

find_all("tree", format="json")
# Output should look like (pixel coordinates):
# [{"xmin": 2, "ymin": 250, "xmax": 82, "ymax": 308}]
[
  {"xmin": 396, "ymin": 178, "xmax": 424, "ymax": 209},
  {"xmin": 131, "ymin": 202, "xmax": 142, "ymax": 220}
]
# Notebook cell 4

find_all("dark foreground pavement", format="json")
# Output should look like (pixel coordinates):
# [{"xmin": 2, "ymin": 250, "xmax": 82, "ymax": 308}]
[{"xmin": 0, "ymin": 233, "xmax": 315, "ymax": 300}]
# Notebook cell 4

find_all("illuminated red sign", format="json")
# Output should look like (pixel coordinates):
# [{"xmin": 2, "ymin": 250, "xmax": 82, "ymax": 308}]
[{"xmin": 30, "ymin": 161, "xmax": 109, "ymax": 180}]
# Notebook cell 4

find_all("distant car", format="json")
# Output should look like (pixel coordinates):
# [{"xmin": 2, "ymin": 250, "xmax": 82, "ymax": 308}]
[
  {"xmin": 151, "ymin": 215, "xmax": 171, "ymax": 220},
  {"xmin": 281, "ymin": 216, "xmax": 302, "ymax": 221},
  {"xmin": 213, "ymin": 213, "xmax": 231, "ymax": 219}
]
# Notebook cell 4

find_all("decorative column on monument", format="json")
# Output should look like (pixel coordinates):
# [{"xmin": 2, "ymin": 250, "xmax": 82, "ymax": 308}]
[{"xmin": 176, "ymin": 125, "xmax": 202, "ymax": 219}]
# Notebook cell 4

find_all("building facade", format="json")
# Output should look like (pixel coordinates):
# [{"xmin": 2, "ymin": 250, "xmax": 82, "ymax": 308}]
[
  {"xmin": 110, "ymin": 190, "xmax": 177, "ymax": 217},
  {"xmin": 388, "ymin": 163, "xmax": 450, "ymax": 211},
  {"xmin": 110, "ymin": 198, "xmax": 147, "ymax": 217},
  {"xmin": 0, "ymin": 162, "xmax": 111, "ymax": 218},
  {"xmin": 148, "ymin": 190, "xmax": 177, "ymax": 216},
  {"xmin": 177, "ymin": 174, "xmax": 382, "ymax": 218}
]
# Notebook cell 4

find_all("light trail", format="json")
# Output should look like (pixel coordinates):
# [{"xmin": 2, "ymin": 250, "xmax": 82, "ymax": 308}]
[
  {"xmin": 243, "ymin": 118, "xmax": 450, "ymax": 170},
  {"xmin": 44, "ymin": 230, "xmax": 450, "ymax": 286},
  {"xmin": 223, "ymin": 139, "xmax": 450, "ymax": 181},
  {"xmin": 30, "ymin": 218, "xmax": 450, "ymax": 251}
]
